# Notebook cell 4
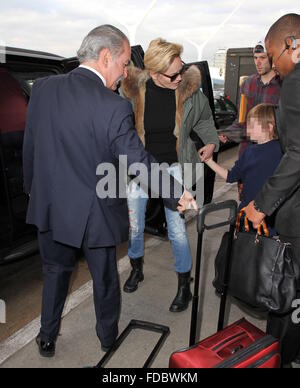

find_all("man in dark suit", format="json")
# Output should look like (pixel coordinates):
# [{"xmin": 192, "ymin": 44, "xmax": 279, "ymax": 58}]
[
  {"xmin": 245, "ymin": 14, "xmax": 300, "ymax": 367},
  {"xmin": 23, "ymin": 25, "xmax": 196, "ymax": 357}
]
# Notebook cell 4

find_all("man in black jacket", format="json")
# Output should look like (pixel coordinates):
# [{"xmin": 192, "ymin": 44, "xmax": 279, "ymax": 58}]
[{"xmin": 245, "ymin": 13, "xmax": 300, "ymax": 367}]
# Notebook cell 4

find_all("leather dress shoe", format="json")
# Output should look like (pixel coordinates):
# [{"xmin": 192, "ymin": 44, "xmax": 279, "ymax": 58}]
[{"xmin": 36, "ymin": 334, "xmax": 56, "ymax": 358}]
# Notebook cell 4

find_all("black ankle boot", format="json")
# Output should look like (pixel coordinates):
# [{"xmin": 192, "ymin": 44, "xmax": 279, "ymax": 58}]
[
  {"xmin": 123, "ymin": 258, "xmax": 144, "ymax": 293},
  {"xmin": 169, "ymin": 272, "xmax": 192, "ymax": 312}
]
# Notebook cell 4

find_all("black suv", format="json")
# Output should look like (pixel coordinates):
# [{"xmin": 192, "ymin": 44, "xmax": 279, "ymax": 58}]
[
  {"xmin": 0, "ymin": 45, "xmax": 147, "ymax": 264},
  {"xmin": 0, "ymin": 45, "xmax": 217, "ymax": 263},
  {"xmin": 0, "ymin": 47, "xmax": 81, "ymax": 264}
]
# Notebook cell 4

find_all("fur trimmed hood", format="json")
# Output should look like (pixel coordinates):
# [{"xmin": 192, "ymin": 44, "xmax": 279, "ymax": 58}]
[
  {"xmin": 121, "ymin": 65, "xmax": 202, "ymax": 148},
  {"xmin": 122, "ymin": 64, "xmax": 202, "ymax": 103},
  {"xmin": 176, "ymin": 65, "xmax": 202, "ymax": 104}
]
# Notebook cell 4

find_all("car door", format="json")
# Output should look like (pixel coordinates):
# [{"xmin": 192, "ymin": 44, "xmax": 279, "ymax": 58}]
[
  {"xmin": 185, "ymin": 61, "xmax": 218, "ymax": 205},
  {"xmin": 0, "ymin": 49, "xmax": 66, "ymax": 263}
]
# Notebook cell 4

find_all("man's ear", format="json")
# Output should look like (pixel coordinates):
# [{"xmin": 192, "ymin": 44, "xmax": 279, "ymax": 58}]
[
  {"xmin": 99, "ymin": 48, "xmax": 112, "ymax": 68},
  {"xmin": 285, "ymin": 36, "xmax": 297, "ymax": 51}
]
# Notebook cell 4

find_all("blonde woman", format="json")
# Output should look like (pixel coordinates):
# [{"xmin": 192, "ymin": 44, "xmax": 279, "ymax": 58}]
[{"xmin": 121, "ymin": 38, "xmax": 219, "ymax": 312}]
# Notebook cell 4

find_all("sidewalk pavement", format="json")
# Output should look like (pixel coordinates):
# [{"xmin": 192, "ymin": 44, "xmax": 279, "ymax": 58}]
[{"xmin": 0, "ymin": 184, "xmax": 297, "ymax": 368}]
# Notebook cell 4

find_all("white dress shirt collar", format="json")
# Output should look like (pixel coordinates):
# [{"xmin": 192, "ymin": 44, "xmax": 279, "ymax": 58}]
[{"xmin": 79, "ymin": 65, "xmax": 106, "ymax": 86}]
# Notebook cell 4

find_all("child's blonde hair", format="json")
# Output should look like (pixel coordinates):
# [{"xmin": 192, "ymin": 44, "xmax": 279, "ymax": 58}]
[
  {"xmin": 247, "ymin": 103, "xmax": 278, "ymax": 140},
  {"xmin": 144, "ymin": 38, "xmax": 183, "ymax": 74}
]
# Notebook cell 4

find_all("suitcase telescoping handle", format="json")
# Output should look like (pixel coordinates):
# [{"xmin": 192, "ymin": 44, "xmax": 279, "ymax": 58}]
[
  {"xmin": 95, "ymin": 320, "xmax": 170, "ymax": 368},
  {"xmin": 197, "ymin": 199, "xmax": 238, "ymax": 233},
  {"xmin": 189, "ymin": 200, "xmax": 238, "ymax": 347}
]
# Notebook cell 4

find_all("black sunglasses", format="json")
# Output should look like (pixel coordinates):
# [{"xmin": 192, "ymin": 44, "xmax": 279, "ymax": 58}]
[{"xmin": 161, "ymin": 62, "xmax": 187, "ymax": 82}]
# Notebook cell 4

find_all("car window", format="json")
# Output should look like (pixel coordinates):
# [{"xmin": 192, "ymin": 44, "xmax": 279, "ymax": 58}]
[
  {"xmin": 214, "ymin": 99, "xmax": 222, "ymax": 113},
  {"xmin": 12, "ymin": 71, "xmax": 56, "ymax": 96}
]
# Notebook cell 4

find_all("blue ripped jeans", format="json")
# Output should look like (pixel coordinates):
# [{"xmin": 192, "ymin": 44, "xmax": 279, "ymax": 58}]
[{"xmin": 127, "ymin": 165, "xmax": 192, "ymax": 274}]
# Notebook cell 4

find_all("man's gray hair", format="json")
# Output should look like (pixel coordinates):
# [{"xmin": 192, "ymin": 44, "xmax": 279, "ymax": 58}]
[{"xmin": 77, "ymin": 25, "xmax": 129, "ymax": 64}]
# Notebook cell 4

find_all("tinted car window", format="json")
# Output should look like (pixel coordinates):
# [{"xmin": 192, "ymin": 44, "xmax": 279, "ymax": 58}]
[{"xmin": 12, "ymin": 71, "xmax": 57, "ymax": 95}]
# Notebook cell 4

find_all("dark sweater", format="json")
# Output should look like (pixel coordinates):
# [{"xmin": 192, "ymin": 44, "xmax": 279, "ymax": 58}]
[
  {"xmin": 227, "ymin": 140, "xmax": 283, "ymax": 210},
  {"xmin": 227, "ymin": 140, "xmax": 283, "ymax": 235},
  {"xmin": 144, "ymin": 78, "xmax": 178, "ymax": 165}
]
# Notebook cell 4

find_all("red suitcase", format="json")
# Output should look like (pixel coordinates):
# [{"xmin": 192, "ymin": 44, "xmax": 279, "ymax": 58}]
[
  {"xmin": 170, "ymin": 318, "xmax": 280, "ymax": 368},
  {"xmin": 169, "ymin": 201, "xmax": 281, "ymax": 369}
]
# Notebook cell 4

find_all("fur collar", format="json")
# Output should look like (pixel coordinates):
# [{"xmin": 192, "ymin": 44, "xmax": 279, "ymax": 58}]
[
  {"xmin": 121, "ymin": 64, "xmax": 202, "ymax": 150},
  {"xmin": 122, "ymin": 64, "xmax": 202, "ymax": 103}
]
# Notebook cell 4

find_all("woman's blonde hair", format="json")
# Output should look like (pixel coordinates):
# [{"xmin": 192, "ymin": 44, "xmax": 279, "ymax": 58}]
[
  {"xmin": 144, "ymin": 38, "xmax": 183, "ymax": 73},
  {"xmin": 247, "ymin": 103, "xmax": 278, "ymax": 140}
]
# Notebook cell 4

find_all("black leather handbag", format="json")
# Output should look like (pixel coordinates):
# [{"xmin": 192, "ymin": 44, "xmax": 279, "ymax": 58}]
[{"xmin": 213, "ymin": 210, "xmax": 300, "ymax": 314}]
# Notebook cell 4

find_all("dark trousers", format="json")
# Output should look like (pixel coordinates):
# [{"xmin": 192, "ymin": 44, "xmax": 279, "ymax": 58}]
[
  {"xmin": 267, "ymin": 235, "xmax": 300, "ymax": 365},
  {"xmin": 38, "ymin": 231, "xmax": 120, "ymax": 347}
]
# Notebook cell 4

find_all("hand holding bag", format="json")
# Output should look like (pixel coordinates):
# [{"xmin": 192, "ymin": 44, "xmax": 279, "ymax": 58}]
[{"xmin": 213, "ymin": 209, "xmax": 300, "ymax": 314}]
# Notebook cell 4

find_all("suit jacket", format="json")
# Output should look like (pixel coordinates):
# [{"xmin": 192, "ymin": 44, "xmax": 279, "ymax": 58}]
[
  {"xmin": 255, "ymin": 63, "xmax": 300, "ymax": 237},
  {"xmin": 23, "ymin": 67, "xmax": 183, "ymax": 248}
]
